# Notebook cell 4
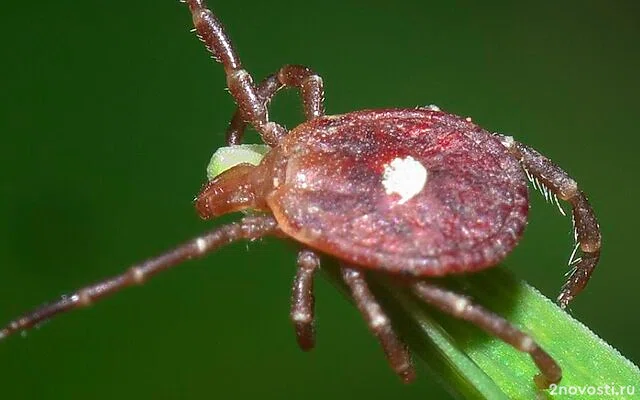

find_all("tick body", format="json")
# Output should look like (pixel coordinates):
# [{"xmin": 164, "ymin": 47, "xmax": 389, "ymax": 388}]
[
  {"xmin": 0, "ymin": 0, "xmax": 601, "ymax": 390},
  {"xmin": 198, "ymin": 109, "xmax": 529, "ymax": 276}
]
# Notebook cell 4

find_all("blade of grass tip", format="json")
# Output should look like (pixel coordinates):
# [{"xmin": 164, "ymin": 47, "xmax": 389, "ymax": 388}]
[
  {"xmin": 347, "ymin": 265, "xmax": 639, "ymax": 400},
  {"xmin": 437, "ymin": 268, "xmax": 640, "ymax": 399},
  {"xmin": 206, "ymin": 144, "xmax": 270, "ymax": 180}
]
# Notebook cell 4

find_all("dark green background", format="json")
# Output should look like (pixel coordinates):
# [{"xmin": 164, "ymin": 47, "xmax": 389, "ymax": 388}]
[{"xmin": 1, "ymin": 1, "xmax": 638, "ymax": 399}]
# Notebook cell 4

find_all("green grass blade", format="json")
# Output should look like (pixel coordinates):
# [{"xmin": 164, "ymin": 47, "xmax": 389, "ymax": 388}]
[
  {"xmin": 435, "ymin": 268, "xmax": 640, "ymax": 399},
  {"xmin": 327, "ymin": 263, "xmax": 640, "ymax": 400}
]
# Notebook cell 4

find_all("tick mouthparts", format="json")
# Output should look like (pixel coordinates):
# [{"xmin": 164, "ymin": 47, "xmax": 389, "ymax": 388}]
[{"xmin": 195, "ymin": 163, "xmax": 261, "ymax": 219}]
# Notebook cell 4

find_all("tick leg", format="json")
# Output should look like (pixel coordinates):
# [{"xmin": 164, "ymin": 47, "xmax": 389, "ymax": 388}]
[
  {"xmin": 290, "ymin": 248, "xmax": 320, "ymax": 351},
  {"xmin": 341, "ymin": 265, "xmax": 415, "ymax": 383},
  {"xmin": 226, "ymin": 74, "xmax": 282, "ymax": 145},
  {"xmin": 412, "ymin": 281, "xmax": 562, "ymax": 389},
  {"xmin": 498, "ymin": 135, "xmax": 601, "ymax": 308},
  {"xmin": 226, "ymin": 65, "xmax": 325, "ymax": 145},
  {"xmin": 0, "ymin": 216, "xmax": 278, "ymax": 341},
  {"xmin": 183, "ymin": 0, "xmax": 286, "ymax": 146}
]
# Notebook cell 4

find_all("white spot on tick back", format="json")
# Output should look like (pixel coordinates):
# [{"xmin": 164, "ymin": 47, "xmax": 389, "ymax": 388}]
[{"xmin": 382, "ymin": 156, "xmax": 428, "ymax": 204}]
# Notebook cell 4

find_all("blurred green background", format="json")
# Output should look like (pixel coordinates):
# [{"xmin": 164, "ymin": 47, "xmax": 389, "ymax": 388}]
[{"xmin": 1, "ymin": 1, "xmax": 638, "ymax": 399}]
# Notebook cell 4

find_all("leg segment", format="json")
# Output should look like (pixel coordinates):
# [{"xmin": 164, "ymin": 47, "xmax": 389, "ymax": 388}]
[
  {"xmin": 290, "ymin": 248, "xmax": 320, "ymax": 351},
  {"xmin": 226, "ymin": 65, "xmax": 325, "ymax": 145},
  {"xmin": 278, "ymin": 65, "xmax": 325, "ymax": 121},
  {"xmin": 0, "ymin": 215, "xmax": 278, "ymax": 341},
  {"xmin": 341, "ymin": 265, "xmax": 415, "ymax": 383},
  {"xmin": 226, "ymin": 74, "xmax": 282, "ymax": 145},
  {"xmin": 412, "ymin": 281, "xmax": 562, "ymax": 389},
  {"xmin": 497, "ymin": 135, "xmax": 601, "ymax": 308},
  {"xmin": 184, "ymin": 0, "xmax": 286, "ymax": 145}
]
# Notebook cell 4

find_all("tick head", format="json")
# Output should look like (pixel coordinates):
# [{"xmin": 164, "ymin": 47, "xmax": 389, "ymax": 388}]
[{"xmin": 196, "ymin": 144, "xmax": 271, "ymax": 219}]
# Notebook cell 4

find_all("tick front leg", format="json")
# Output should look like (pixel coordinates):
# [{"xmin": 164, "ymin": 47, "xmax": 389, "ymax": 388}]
[
  {"xmin": 412, "ymin": 281, "xmax": 562, "ymax": 389},
  {"xmin": 0, "ymin": 216, "xmax": 278, "ymax": 341},
  {"xmin": 341, "ymin": 265, "xmax": 415, "ymax": 383},
  {"xmin": 226, "ymin": 65, "xmax": 325, "ymax": 145},
  {"xmin": 184, "ymin": 0, "xmax": 286, "ymax": 145},
  {"xmin": 498, "ymin": 135, "xmax": 601, "ymax": 308},
  {"xmin": 290, "ymin": 248, "xmax": 320, "ymax": 351}
]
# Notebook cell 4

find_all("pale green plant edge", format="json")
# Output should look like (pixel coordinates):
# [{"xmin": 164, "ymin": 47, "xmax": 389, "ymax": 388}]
[{"xmin": 210, "ymin": 144, "xmax": 640, "ymax": 400}]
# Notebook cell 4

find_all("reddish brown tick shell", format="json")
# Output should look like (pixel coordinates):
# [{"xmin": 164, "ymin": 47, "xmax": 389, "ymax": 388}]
[{"xmin": 261, "ymin": 108, "xmax": 529, "ymax": 276}]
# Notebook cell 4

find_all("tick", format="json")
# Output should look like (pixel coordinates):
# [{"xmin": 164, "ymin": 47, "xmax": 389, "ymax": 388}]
[{"xmin": 1, "ymin": 0, "xmax": 601, "ymax": 389}]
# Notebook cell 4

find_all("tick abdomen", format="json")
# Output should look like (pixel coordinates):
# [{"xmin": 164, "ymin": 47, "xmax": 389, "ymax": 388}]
[{"xmin": 267, "ymin": 109, "xmax": 529, "ymax": 276}]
